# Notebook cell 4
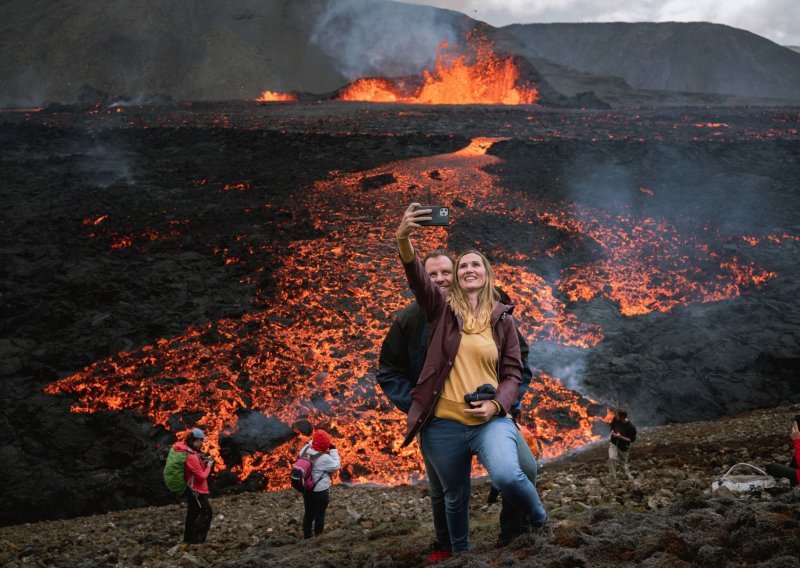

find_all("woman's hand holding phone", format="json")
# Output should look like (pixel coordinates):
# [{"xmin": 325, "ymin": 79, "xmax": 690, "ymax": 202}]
[{"xmin": 396, "ymin": 202, "xmax": 432, "ymax": 239}]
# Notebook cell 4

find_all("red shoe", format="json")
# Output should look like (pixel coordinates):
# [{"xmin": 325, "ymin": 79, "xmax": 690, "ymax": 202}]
[{"xmin": 427, "ymin": 550, "xmax": 453, "ymax": 563}]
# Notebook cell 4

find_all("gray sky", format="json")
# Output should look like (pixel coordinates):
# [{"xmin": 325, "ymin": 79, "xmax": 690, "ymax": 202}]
[{"xmin": 401, "ymin": 0, "xmax": 800, "ymax": 46}]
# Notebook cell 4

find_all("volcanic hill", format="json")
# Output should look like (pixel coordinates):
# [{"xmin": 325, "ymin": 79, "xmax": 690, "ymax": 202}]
[
  {"xmin": 501, "ymin": 22, "xmax": 800, "ymax": 100},
  {"xmin": 3, "ymin": 0, "xmax": 800, "ymax": 106}
]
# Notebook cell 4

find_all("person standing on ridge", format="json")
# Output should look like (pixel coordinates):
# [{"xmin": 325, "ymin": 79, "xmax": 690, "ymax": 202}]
[
  {"xmin": 298, "ymin": 429, "xmax": 341, "ymax": 539},
  {"xmin": 608, "ymin": 409, "xmax": 637, "ymax": 481},
  {"xmin": 175, "ymin": 428, "xmax": 215, "ymax": 544}
]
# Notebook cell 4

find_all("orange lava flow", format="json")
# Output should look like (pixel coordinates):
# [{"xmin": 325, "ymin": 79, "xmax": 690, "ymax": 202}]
[
  {"xmin": 523, "ymin": 373, "xmax": 610, "ymax": 458},
  {"xmin": 339, "ymin": 35, "xmax": 537, "ymax": 105},
  {"xmin": 256, "ymin": 90, "xmax": 298, "ymax": 102},
  {"xmin": 47, "ymin": 138, "xmax": 783, "ymax": 490},
  {"xmin": 538, "ymin": 209, "xmax": 776, "ymax": 316}
]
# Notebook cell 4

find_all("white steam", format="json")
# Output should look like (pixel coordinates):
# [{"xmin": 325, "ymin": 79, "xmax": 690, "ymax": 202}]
[{"xmin": 310, "ymin": 0, "xmax": 462, "ymax": 79}]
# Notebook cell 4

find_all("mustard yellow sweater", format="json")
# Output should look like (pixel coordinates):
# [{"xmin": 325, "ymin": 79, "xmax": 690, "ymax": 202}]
[{"xmin": 398, "ymin": 237, "xmax": 501, "ymax": 424}]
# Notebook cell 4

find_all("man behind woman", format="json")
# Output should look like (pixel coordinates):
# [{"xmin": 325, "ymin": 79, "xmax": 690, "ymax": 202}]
[
  {"xmin": 377, "ymin": 246, "xmax": 539, "ymax": 558},
  {"xmin": 394, "ymin": 203, "xmax": 548, "ymax": 554}
]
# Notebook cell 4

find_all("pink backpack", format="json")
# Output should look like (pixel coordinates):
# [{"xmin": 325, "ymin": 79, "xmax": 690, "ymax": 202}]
[{"xmin": 290, "ymin": 448, "xmax": 323, "ymax": 492}]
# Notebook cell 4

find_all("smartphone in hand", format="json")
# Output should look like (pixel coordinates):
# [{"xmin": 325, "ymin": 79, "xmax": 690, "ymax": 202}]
[{"xmin": 413, "ymin": 205, "xmax": 450, "ymax": 226}]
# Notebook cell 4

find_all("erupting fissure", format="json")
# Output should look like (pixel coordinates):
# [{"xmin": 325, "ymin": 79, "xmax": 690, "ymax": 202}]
[
  {"xmin": 256, "ymin": 91, "xmax": 298, "ymax": 102},
  {"xmin": 260, "ymin": 34, "xmax": 538, "ymax": 106},
  {"xmin": 50, "ymin": 137, "xmax": 785, "ymax": 490}
]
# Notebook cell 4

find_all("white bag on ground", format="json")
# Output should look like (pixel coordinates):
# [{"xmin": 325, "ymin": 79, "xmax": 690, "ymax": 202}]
[{"xmin": 711, "ymin": 463, "xmax": 776, "ymax": 493}]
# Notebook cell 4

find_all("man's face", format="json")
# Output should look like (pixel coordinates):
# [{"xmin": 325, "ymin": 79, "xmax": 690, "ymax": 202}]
[{"xmin": 424, "ymin": 255, "xmax": 454, "ymax": 295}]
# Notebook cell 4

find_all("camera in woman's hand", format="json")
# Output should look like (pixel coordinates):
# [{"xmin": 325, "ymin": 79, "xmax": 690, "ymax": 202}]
[{"xmin": 464, "ymin": 383, "xmax": 497, "ymax": 404}]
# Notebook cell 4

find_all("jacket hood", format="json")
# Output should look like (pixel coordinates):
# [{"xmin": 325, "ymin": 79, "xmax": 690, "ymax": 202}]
[
  {"xmin": 172, "ymin": 441, "xmax": 195, "ymax": 453},
  {"xmin": 491, "ymin": 301, "xmax": 514, "ymax": 325}
]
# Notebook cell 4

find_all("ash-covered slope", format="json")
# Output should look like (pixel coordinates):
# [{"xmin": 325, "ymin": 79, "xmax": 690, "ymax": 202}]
[
  {"xmin": 0, "ymin": 0, "xmax": 478, "ymax": 106},
  {"xmin": 5, "ymin": 1, "xmax": 800, "ymax": 107},
  {"xmin": 2, "ymin": 403, "xmax": 799, "ymax": 567},
  {"xmin": 0, "ymin": 0, "xmax": 350, "ymax": 105},
  {"xmin": 502, "ymin": 22, "xmax": 800, "ymax": 100}
]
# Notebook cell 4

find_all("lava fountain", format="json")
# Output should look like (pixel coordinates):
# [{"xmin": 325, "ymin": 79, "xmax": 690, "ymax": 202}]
[{"xmin": 259, "ymin": 34, "xmax": 538, "ymax": 106}]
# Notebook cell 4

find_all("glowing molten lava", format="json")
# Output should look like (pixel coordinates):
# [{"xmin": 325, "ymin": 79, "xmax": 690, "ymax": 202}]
[
  {"xmin": 339, "ymin": 36, "xmax": 537, "ymax": 105},
  {"xmin": 339, "ymin": 78, "xmax": 402, "ymax": 103},
  {"xmin": 256, "ymin": 90, "xmax": 298, "ymax": 102},
  {"xmin": 48, "ymin": 137, "xmax": 785, "ymax": 491},
  {"xmin": 537, "ymin": 210, "xmax": 776, "ymax": 316}
]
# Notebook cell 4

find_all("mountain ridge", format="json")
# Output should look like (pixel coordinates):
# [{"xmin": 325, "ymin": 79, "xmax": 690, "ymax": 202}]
[
  {"xmin": 501, "ymin": 22, "xmax": 800, "ymax": 100},
  {"xmin": 2, "ymin": 1, "xmax": 800, "ymax": 106}
]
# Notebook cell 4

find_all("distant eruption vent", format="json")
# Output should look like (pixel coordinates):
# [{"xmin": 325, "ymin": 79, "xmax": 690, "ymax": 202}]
[
  {"xmin": 259, "ymin": 34, "xmax": 538, "ymax": 105},
  {"xmin": 340, "ymin": 36, "xmax": 538, "ymax": 105},
  {"xmin": 256, "ymin": 91, "xmax": 298, "ymax": 102}
]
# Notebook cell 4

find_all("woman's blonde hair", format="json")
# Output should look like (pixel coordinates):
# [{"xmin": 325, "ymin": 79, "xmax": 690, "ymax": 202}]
[{"xmin": 447, "ymin": 249, "xmax": 499, "ymax": 329}]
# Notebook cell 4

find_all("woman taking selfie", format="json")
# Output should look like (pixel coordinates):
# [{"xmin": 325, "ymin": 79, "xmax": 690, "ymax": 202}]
[{"xmin": 395, "ymin": 203, "xmax": 548, "ymax": 553}]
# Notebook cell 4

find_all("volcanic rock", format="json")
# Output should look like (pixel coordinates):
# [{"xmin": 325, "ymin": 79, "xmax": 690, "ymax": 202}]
[{"xmin": 1, "ymin": 403, "xmax": 799, "ymax": 566}]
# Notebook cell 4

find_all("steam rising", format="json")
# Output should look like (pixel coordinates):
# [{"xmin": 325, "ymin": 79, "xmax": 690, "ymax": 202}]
[
  {"xmin": 79, "ymin": 143, "xmax": 134, "ymax": 188},
  {"xmin": 310, "ymin": 0, "xmax": 462, "ymax": 79},
  {"xmin": 230, "ymin": 411, "xmax": 293, "ymax": 453}
]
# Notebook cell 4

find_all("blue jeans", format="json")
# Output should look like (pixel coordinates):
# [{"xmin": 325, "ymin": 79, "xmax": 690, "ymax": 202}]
[
  {"xmin": 516, "ymin": 426, "xmax": 540, "ymax": 485},
  {"xmin": 421, "ymin": 439, "xmax": 451, "ymax": 551},
  {"xmin": 421, "ymin": 417, "xmax": 548, "ymax": 552}
]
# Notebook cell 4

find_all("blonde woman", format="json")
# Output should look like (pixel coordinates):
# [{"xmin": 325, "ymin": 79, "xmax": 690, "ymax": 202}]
[{"xmin": 395, "ymin": 203, "xmax": 548, "ymax": 553}]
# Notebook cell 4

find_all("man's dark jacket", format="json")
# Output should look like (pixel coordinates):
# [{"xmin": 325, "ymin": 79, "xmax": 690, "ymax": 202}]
[{"xmin": 610, "ymin": 417, "xmax": 637, "ymax": 452}]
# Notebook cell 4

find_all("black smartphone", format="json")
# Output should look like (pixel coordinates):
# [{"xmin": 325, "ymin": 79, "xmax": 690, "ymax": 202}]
[
  {"xmin": 413, "ymin": 205, "xmax": 450, "ymax": 226},
  {"xmin": 794, "ymin": 414, "xmax": 800, "ymax": 429}
]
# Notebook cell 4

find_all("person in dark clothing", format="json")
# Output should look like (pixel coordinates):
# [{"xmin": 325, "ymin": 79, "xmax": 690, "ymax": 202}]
[
  {"xmin": 377, "ymin": 247, "xmax": 538, "ymax": 558},
  {"xmin": 608, "ymin": 409, "xmax": 637, "ymax": 480},
  {"xmin": 765, "ymin": 421, "xmax": 800, "ymax": 486}
]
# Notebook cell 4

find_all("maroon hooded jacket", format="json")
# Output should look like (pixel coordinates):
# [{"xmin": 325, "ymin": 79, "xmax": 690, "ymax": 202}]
[{"xmin": 401, "ymin": 254, "xmax": 522, "ymax": 447}]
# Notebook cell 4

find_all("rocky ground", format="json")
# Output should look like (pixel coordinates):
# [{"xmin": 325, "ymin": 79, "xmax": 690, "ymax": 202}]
[{"xmin": 2, "ymin": 403, "xmax": 799, "ymax": 567}]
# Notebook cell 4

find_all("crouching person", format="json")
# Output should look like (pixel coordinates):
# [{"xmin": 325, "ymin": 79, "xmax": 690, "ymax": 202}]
[
  {"xmin": 766, "ymin": 420, "xmax": 800, "ymax": 486},
  {"xmin": 299, "ymin": 430, "xmax": 341, "ymax": 538}
]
